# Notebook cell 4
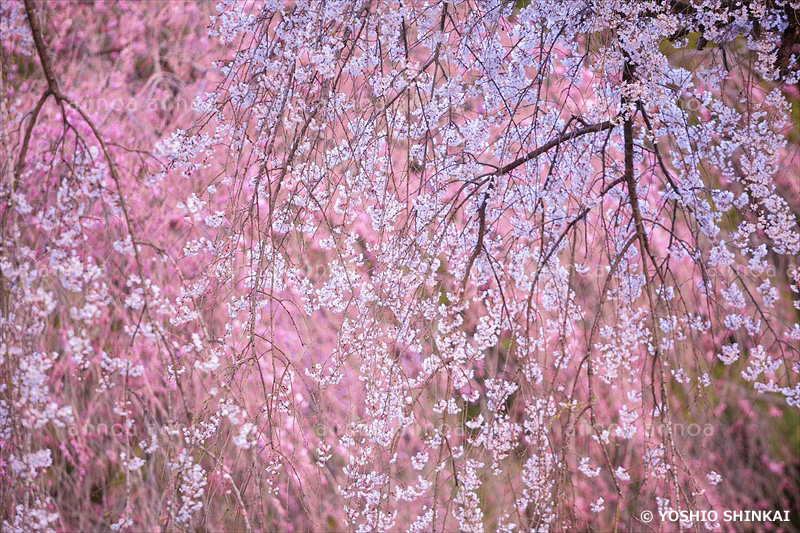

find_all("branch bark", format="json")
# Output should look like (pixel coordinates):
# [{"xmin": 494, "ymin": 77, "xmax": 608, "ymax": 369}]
[
  {"xmin": 13, "ymin": 89, "xmax": 51, "ymax": 191},
  {"xmin": 494, "ymin": 120, "xmax": 613, "ymax": 177},
  {"xmin": 461, "ymin": 119, "xmax": 616, "ymax": 298},
  {"xmin": 23, "ymin": 0, "xmax": 63, "ymax": 100}
]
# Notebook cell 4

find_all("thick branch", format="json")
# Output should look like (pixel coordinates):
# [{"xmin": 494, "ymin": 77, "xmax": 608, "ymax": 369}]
[
  {"xmin": 494, "ymin": 120, "xmax": 613, "ymax": 177},
  {"xmin": 13, "ymin": 89, "xmax": 51, "ymax": 191},
  {"xmin": 459, "ymin": 190, "xmax": 488, "ymax": 297},
  {"xmin": 23, "ymin": 0, "xmax": 63, "ymax": 100},
  {"xmin": 457, "ymin": 120, "xmax": 614, "ymax": 298},
  {"xmin": 460, "ymin": 120, "xmax": 614, "ymax": 297},
  {"xmin": 621, "ymin": 61, "xmax": 654, "ymax": 268}
]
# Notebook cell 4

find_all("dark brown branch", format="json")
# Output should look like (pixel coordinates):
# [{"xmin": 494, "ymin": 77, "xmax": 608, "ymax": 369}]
[
  {"xmin": 13, "ymin": 89, "xmax": 51, "ymax": 191},
  {"xmin": 457, "ymin": 119, "xmax": 613, "ymax": 297},
  {"xmin": 23, "ymin": 0, "xmax": 63, "ymax": 100},
  {"xmin": 458, "ymin": 117, "xmax": 609, "ymax": 298},
  {"xmin": 493, "ymin": 120, "xmax": 613, "ymax": 177},
  {"xmin": 460, "ymin": 190, "xmax": 488, "ymax": 297},
  {"xmin": 622, "ymin": 55, "xmax": 685, "ymax": 513},
  {"xmin": 621, "ymin": 61, "xmax": 656, "ymax": 272}
]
